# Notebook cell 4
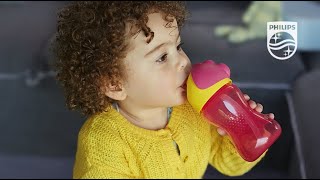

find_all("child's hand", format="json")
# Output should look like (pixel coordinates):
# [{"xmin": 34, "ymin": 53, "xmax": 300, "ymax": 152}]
[{"xmin": 217, "ymin": 94, "xmax": 275, "ymax": 136}]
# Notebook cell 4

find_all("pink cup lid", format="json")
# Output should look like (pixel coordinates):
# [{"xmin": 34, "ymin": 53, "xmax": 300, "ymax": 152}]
[{"xmin": 191, "ymin": 60, "xmax": 230, "ymax": 89}]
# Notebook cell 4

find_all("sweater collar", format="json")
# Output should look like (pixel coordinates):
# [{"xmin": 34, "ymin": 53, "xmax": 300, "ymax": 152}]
[{"xmin": 101, "ymin": 103, "xmax": 189, "ymax": 140}]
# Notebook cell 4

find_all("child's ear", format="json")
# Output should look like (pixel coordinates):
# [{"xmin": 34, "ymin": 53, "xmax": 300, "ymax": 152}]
[{"xmin": 104, "ymin": 84, "xmax": 127, "ymax": 101}]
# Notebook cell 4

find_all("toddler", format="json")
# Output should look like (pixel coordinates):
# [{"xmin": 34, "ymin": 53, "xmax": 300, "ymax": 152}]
[{"xmin": 53, "ymin": 1, "xmax": 274, "ymax": 178}]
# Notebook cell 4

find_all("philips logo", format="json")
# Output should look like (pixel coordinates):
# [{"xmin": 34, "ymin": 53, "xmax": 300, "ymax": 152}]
[
  {"xmin": 269, "ymin": 24, "xmax": 296, "ymax": 31},
  {"xmin": 267, "ymin": 21, "xmax": 298, "ymax": 61}
]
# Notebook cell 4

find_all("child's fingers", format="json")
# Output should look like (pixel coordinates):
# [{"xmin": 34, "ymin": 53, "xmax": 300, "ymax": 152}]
[
  {"xmin": 249, "ymin": 100, "xmax": 257, "ymax": 109},
  {"xmin": 249, "ymin": 100, "xmax": 263, "ymax": 112},
  {"xmin": 217, "ymin": 128, "xmax": 227, "ymax": 136},
  {"xmin": 268, "ymin": 113, "xmax": 275, "ymax": 119},
  {"xmin": 255, "ymin": 103, "xmax": 263, "ymax": 113},
  {"xmin": 243, "ymin": 94, "xmax": 250, "ymax": 101}
]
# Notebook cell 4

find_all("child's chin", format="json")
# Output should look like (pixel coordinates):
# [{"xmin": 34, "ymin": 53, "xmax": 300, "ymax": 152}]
[
  {"xmin": 174, "ymin": 95, "xmax": 188, "ymax": 106},
  {"xmin": 167, "ymin": 91, "xmax": 187, "ymax": 107}
]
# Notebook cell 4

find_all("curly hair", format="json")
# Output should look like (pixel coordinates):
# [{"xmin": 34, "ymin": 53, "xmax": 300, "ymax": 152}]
[{"xmin": 52, "ymin": 1, "xmax": 189, "ymax": 117}]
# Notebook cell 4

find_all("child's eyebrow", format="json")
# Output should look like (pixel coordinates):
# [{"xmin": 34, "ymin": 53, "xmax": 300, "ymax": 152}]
[{"xmin": 145, "ymin": 34, "xmax": 181, "ymax": 57}]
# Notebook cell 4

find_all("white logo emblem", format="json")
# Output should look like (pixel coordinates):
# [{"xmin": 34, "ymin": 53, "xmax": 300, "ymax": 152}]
[{"xmin": 267, "ymin": 21, "xmax": 298, "ymax": 60}]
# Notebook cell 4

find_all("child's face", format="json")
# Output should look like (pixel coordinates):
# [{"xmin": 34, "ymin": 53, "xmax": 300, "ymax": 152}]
[{"xmin": 122, "ymin": 13, "xmax": 191, "ymax": 108}]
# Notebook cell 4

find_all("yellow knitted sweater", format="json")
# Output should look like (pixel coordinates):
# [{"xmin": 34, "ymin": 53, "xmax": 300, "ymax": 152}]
[{"xmin": 73, "ymin": 102, "xmax": 266, "ymax": 178}]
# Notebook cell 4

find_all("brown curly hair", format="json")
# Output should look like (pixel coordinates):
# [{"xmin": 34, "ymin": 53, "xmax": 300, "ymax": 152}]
[{"xmin": 52, "ymin": 1, "xmax": 189, "ymax": 117}]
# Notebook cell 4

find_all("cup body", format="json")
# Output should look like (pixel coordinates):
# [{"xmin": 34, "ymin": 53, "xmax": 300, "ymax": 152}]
[{"xmin": 201, "ymin": 84, "xmax": 282, "ymax": 161}]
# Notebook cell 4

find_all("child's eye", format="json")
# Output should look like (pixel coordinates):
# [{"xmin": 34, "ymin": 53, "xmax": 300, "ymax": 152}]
[
  {"xmin": 177, "ymin": 42, "xmax": 184, "ymax": 51},
  {"xmin": 155, "ymin": 54, "xmax": 168, "ymax": 64}
]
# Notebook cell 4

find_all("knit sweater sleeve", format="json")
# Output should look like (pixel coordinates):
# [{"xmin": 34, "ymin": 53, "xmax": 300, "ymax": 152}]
[
  {"xmin": 73, "ymin": 117, "xmax": 135, "ymax": 179},
  {"xmin": 208, "ymin": 125, "xmax": 267, "ymax": 176}
]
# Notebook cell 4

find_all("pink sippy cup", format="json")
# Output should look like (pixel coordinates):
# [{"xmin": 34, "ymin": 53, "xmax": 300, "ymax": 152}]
[{"xmin": 186, "ymin": 60, "xmax": 282, "ymax": 162}]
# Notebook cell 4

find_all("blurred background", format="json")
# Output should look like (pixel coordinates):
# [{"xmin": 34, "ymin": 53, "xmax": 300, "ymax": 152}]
[{"xmin": 0, "ymin": 1, "xmax": 320, "ymax": 179}]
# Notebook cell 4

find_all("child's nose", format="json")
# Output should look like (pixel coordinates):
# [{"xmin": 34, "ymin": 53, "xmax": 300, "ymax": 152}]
[
  {"xmin": 178, "ymin": 58, "xmax": 189, "ymax": 72},
  {"xmin": 177, "ymin": 56, "xmax": 190, "ymax": 71}
]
